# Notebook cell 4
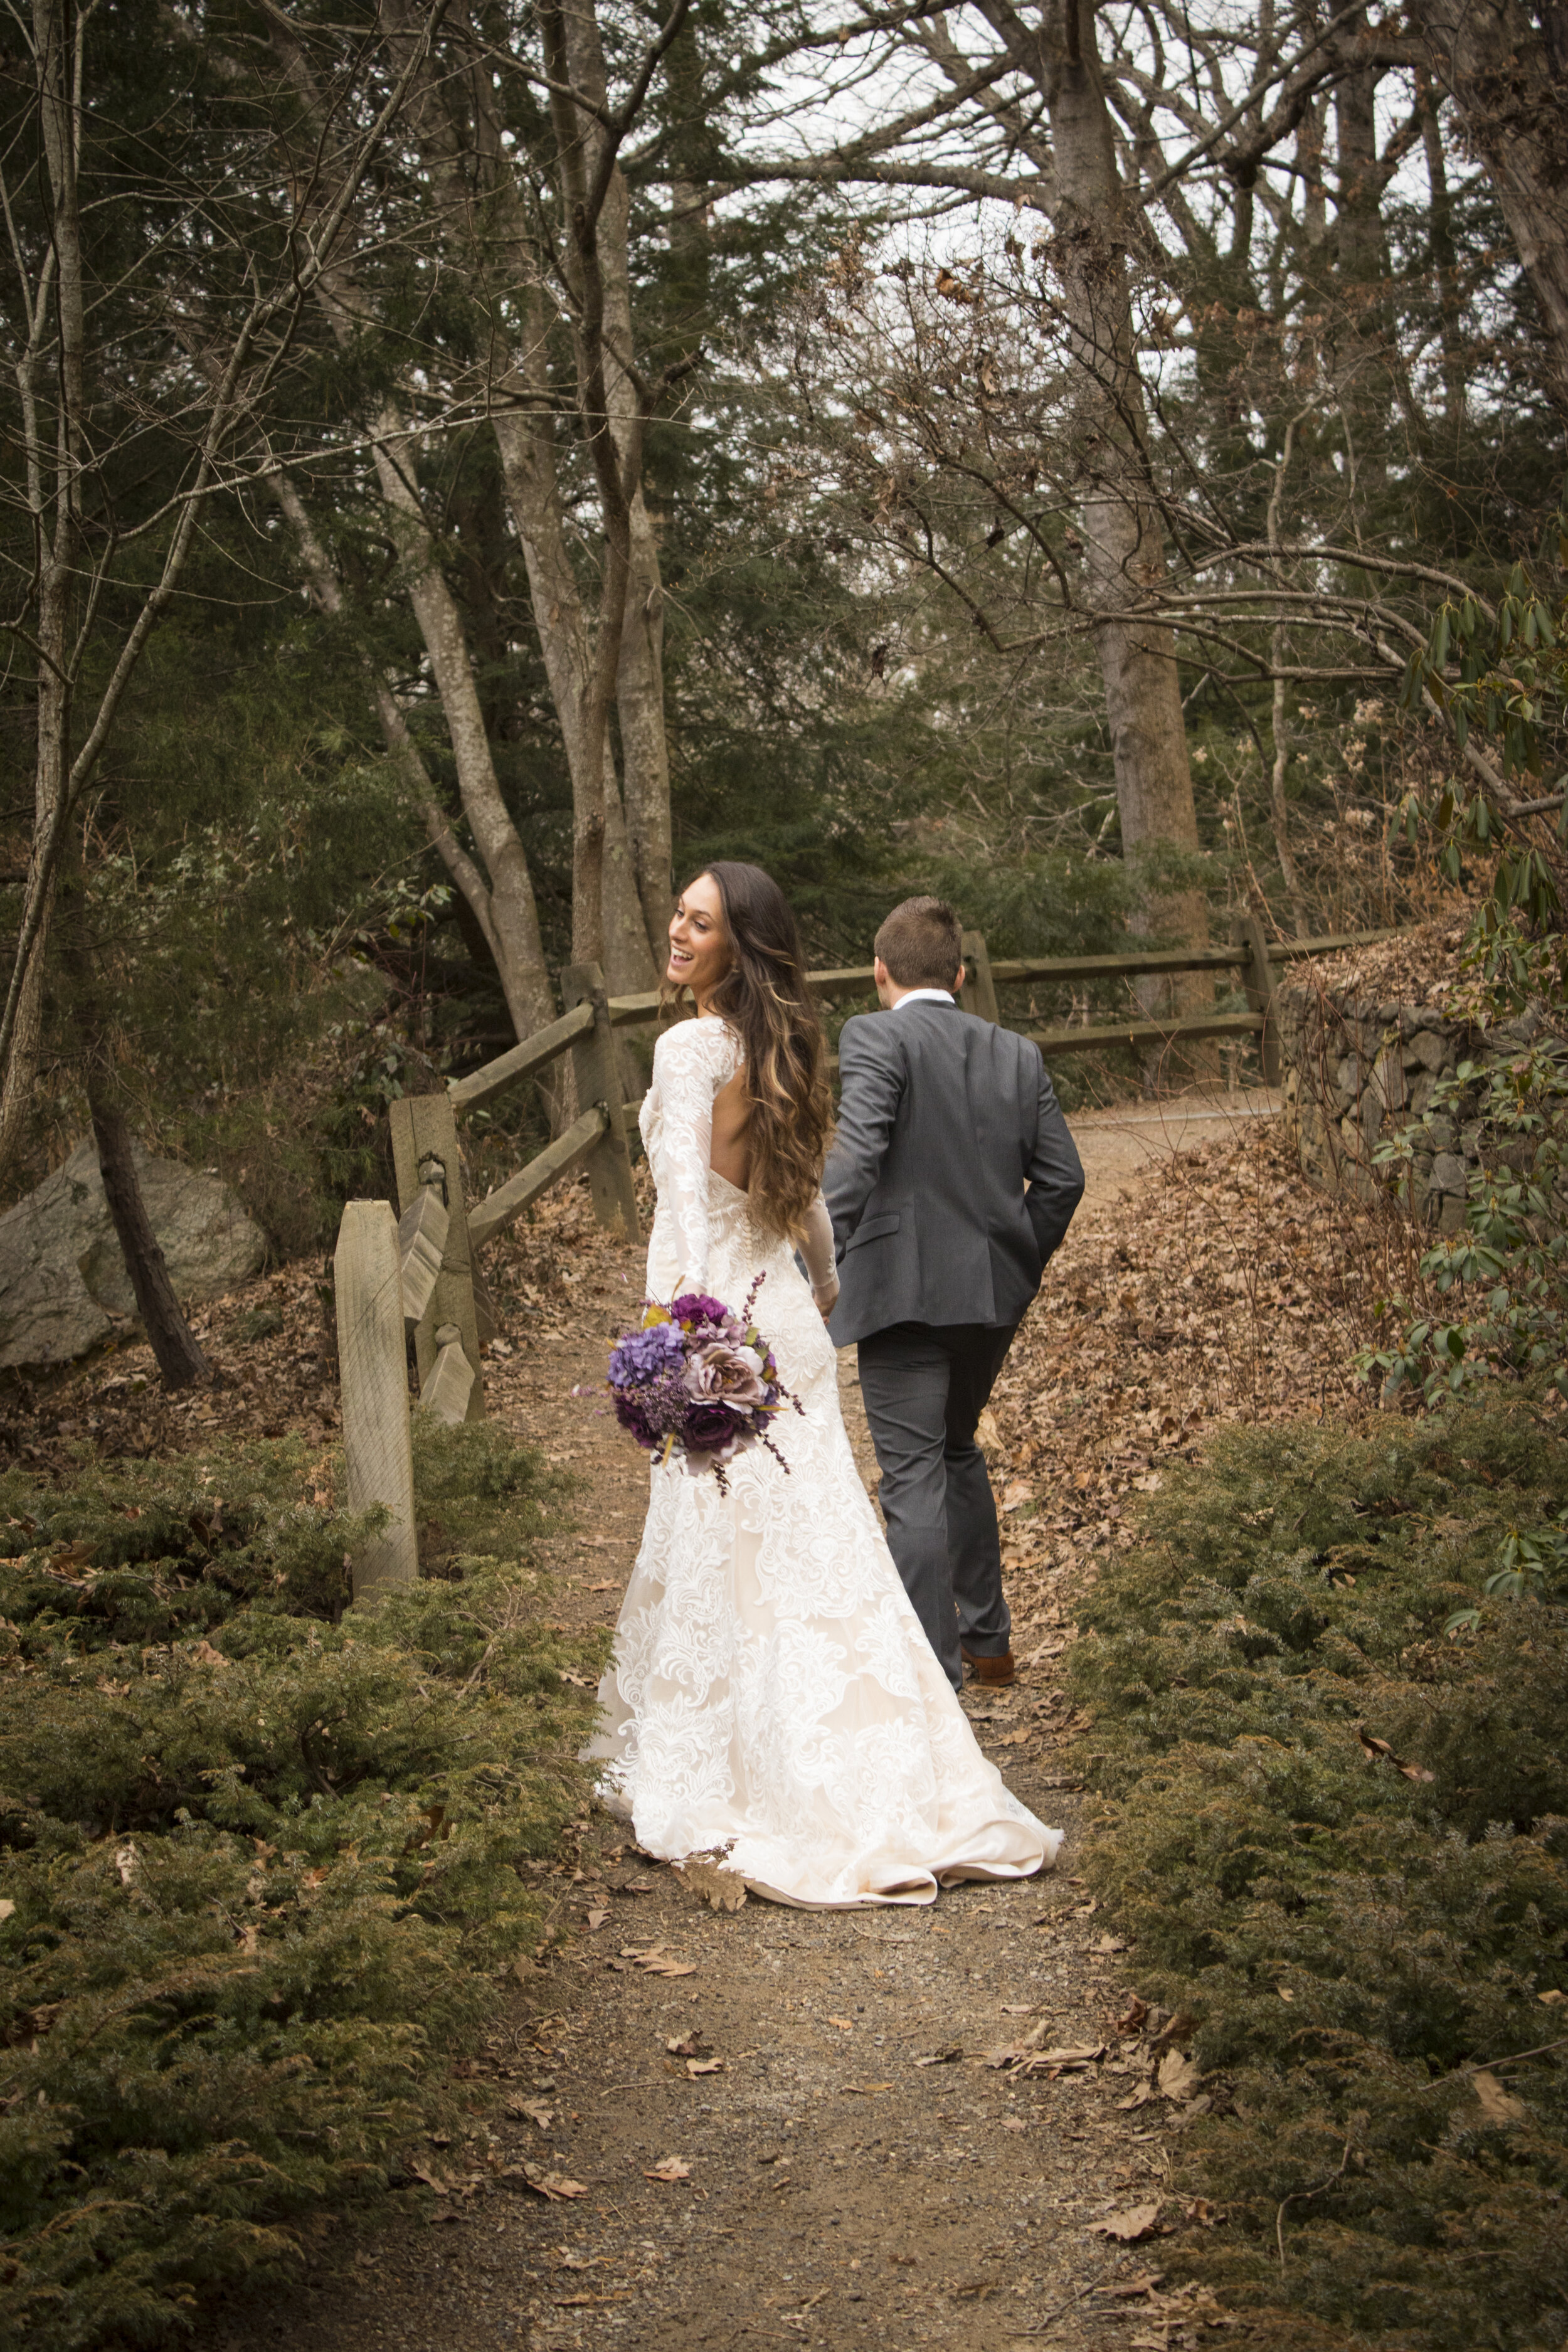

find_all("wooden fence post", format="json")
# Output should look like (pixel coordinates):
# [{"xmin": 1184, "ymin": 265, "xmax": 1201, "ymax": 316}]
[
  {"xmin": 561, "ymin": 961, "xmax": 642, "ymax": 1241},
  {"xmin": 388, "ymin": 1093, "xmax": 485, "ymax": 1421},
  {"xmin": 334, "ymin": 1200, "xmax": 418, "ymax": 1596},
  {"xmin": 959, "ymin": 930, "xmax": 1000, "ymax": 1024},
  {"xmin": 418, "ymin": 1320, "xmax": 477, "ymax": 1424},
  {"xmin": 1234, "ymin": 909, "xmax": 1281, "ymax": 1087}
]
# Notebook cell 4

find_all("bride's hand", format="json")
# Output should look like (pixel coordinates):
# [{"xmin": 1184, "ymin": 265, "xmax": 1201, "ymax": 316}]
[{"xmin": 815, "ymin": 1285, "xmax": 839, "ymax": 1323}]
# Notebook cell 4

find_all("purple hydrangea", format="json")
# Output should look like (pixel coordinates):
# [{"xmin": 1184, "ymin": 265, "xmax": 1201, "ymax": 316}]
[{"xmin": 608, "ymin": 1320, "xmax": 686, "ymax": 1388}]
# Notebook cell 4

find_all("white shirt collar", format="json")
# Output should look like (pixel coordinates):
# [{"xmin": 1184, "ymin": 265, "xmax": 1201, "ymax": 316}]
[{"xmin": 889, "ymin": 988, "xmax": 955, "ymax": 1010}]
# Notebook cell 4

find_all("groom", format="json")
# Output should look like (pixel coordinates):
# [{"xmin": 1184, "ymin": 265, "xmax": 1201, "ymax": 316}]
[{"xmin": 823, "ymin": 898, "xmax": 1084, "ymax": 1693}]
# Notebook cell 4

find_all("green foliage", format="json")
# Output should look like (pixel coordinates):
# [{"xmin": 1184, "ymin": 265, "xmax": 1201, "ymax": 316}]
[
  {"xmin": 1069, "ymin": 1399, "xmax": 1568, "ymax": 2349},
  {"xmin": 0, "ymin": 1428, "xmax": 603, "ymax": 2349},
  {"xmin": 1359, "ymin": 1036, "xmax": 1568, "ymax": 1406},
  {"xmin": 1399, "ymin": 545, "xmax": 1568, "ymax": 963}
]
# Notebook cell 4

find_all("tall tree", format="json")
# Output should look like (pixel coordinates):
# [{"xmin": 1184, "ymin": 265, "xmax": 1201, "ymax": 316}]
[
  {"xmin": 1408, "ymin": 0, "xmax": 1568, "ymax": 410},
  {"xmin": 0, "ymin": 0, "xmax": 437, "ymax": 1381}
]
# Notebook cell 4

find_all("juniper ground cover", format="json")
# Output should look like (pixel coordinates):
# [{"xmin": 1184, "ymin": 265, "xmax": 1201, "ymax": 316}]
[
  {"xmin": 0, "ymin": 1422, "xmax": 605, "ymax": 2350},
  {"xmin": 1069, "ymin": 1392, "xmax": 1568, "ymax": 2349}
]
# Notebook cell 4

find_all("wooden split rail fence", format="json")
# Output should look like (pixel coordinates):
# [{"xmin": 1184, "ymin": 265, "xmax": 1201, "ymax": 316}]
[{"xmin": 332, "ymin": 913, "xmax": 1396, "ymax": 1593}]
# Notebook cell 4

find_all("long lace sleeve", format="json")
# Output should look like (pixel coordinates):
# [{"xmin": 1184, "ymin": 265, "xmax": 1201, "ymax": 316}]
[
  {"xmin": 647, "ymin": 1020, "xmax": 739, "ymax": 1293},
  {"xmin": 798, "ymin": 1195, "xmax": 838, "ymax": 1310}
]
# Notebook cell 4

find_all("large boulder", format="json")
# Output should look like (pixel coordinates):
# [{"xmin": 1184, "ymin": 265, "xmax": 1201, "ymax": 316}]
[{"xmin": 0, "ymin": 1138, "xmax": 265, "ymax": 1370}]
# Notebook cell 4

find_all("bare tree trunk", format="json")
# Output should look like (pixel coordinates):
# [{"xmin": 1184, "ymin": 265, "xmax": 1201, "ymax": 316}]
[
  {"xmin": 0, "ymin": 0, "xmax": 80, "ymax": 1177},
  {"xmin": 620, "ymin": 503, "xmax": 674, "ymax": 947},
  {"xmin": 1266, "ymin": 418, "xmax": 1310, "ymax": 939},
  {"xmin": 58, "ymin": 857, "xmax": 213, "ymax": 1388},
  {"xmin": 264, "ymin": 14, "xmax": 558, "ymax": 1045},
  {"xmin": 1030, "ymin": 0, "xmax": 1209, "ymax": 1028},
  {"xmin": 364, "ymin": 414, "xmax": 556, "ymax": 1039},
  {"xmin": 266, "ymin": 468, "xmax": 518, "ymax": 991},
  {"xmin": 1329, "ymin": 23, "xmax": 1391, "ymax": 506},
  {"xmin": 87, "ymin": 1074, "xmax": 214, "ymax": 1389},
  {"xmin": 1417, "ymin": 70, "xmax": 1465, "ymax": 430},
  {"xmin": 550, "ymin": 0, "xmax": 677, "ymax": 976},
  {"xmin": 373, "ymin": 0, "xmax": 664, "ymax": 991},
  {"xmin": 1409, "ymin": 0, "xmax": 1568, "ymax": 410}
]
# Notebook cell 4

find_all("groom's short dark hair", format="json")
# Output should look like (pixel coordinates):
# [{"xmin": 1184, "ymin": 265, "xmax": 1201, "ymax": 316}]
[{"xmin": 875, "ymin": 897, "xmax": 965, "ymax": 990}]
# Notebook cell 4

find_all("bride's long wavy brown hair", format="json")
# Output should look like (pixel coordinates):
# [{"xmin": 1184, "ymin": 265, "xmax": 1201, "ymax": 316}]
[{"xmin": 662, "ymin": 862, "xmax": 833, "ymax": 1241}]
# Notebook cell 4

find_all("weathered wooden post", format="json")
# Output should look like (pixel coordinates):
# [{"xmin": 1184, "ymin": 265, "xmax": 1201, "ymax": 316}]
[
  {"xmin": 398, "ymin": 1182, "xmax": 448, "ymax": 1331},
  {"xmin": 388, "ymin": 1093, "xmax": 485, "ymax": 1421},
  {"xmin": 1234, "ymin": 908, "xmax": 1281, "ymax": 1088},
  {"xmin": 417, "ymin": 1321, "xmax": 477, "ymax": 1424},
  {"xmin": 561, "ymin": 961, "xmax": 642, "ymax": 1241},
  {"xmin": 334, "ymin": 1200, "xmax": 418, "ymax": 1595},
  {"xmin": 959, "ymin": 929, "xmax": 1000, "ymax": 1024}
]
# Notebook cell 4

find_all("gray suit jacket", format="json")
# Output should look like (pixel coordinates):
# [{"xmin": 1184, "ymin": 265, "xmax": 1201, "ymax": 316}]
[{"xmin": 823, "ymin": 999, "xmax": 1084, "ymax": 1345}]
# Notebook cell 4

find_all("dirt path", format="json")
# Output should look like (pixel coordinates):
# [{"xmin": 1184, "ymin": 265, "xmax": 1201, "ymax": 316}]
[
  {"xmin": 1069, "ymin": 1087, "xmax": 1281, "ymax": 1205},
  {"xmin": 191, "ymin": 1114, "xmax": 1251, "ymax": 2352}
]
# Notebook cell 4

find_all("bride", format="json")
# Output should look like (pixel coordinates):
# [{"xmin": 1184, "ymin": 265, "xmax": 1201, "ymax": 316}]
[{"xmin": 585, "ymin": 861, "xmax": 1059, "ymax": 1906}]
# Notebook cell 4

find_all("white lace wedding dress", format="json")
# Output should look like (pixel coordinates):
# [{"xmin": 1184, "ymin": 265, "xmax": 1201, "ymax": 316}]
[{"xmin": 585, "ymin": 1015, "xmax": 1061, "ymax": 1907}]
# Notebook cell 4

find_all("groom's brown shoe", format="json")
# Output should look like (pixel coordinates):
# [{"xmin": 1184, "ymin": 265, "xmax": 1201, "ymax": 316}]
[{"xmin": 963, "ymin": 1646, "xmax": 1015, "ymax": 1688}]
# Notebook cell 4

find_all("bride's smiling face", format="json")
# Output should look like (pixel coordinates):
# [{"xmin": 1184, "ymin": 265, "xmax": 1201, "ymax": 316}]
[{"xmin": 667, "ymin": 874, "xmax": 731, "ymax": 1005}]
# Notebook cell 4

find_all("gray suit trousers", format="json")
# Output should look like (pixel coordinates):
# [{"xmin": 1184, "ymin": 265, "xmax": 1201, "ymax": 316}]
[{"xmin": 856, "ymin": 1321, "xmax": 1017, "ymax": 1693}]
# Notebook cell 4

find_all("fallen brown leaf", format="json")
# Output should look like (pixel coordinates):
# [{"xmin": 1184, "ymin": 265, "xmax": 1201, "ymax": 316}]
[
  {"xmin": 622, "ymin": 1945, "xmax": 697, "ymax": 1977},
  {"xmin": 1099, "ymin": 2271, "xmax": 1166, "ymax": 2299},
  {"xmin": 1092, "ymin": 2203, "xmax": 1165, "ymax": 2243},
  {"xmin": 1472, "ymin": 2070, "xmax": 1530, "ymax": 2127},
  {"xmin": 506, "ymin": 2096, "xmax": 554, "ymax": 2129},
  {"xmin": 1157, "ymin": 2048, "xmax": 1203, "ymax": 2101},
  {"xmin": 644, "ymin": 2154, "xmax": 692, "ymax": 2183},
  {"xmin": 517, "ymin": 2163, "xmax": 589, "ymax": 2201},
  {"xmin": 1025, "ymin": 2042, "xmax": 1106, "ymax": 2074},
  {"xmin": 674, "ymin": 1858, "xmax": 747, "ymax": 1912},
  {"xmin": 686, "ymin": 2057, "xmax": 724, "ymax": 2078}
]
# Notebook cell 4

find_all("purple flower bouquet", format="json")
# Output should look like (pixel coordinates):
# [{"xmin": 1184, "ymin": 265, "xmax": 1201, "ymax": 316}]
[{"xmin": 607, "ymin": 1276, "xmax": 797, "ymax": 1488}]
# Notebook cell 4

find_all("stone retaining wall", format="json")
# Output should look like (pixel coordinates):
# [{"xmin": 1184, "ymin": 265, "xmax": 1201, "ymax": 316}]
[{"xmin": 1276, "ymin": 983, "xmax": 1548, "ymax": 1231}]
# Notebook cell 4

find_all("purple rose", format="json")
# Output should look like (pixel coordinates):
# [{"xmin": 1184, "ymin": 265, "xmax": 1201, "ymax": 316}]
[
  {"xmin": 684, "ymin": 1400, "xmax": 745, "ymax": 1452},
  {"xmin": 671, "ymin": 1291, "xmax": 729, "ymax": 1329}
]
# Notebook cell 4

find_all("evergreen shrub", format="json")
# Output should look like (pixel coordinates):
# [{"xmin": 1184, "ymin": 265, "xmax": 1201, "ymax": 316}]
[
  {"xmin": 1069, "ymin": 1396, "xmax": 1568, "ymax": 2349},
  {"xmin": 0, "ymin": 1428, "xmax": 604, "ymax": 2348}
]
